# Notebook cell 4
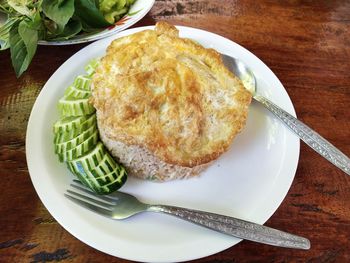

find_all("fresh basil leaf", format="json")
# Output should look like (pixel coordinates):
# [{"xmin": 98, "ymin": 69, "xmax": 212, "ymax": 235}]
[
  {"xmin": 0, "ymin": 1, "xmax": 12, "ymax": 13},
  {"xmin": 42, "ymin": 0, "xmax": 74, "ymax": 33},
  {"xmin": 9, "ymin": 18, "xmax": 38, "ymax": 77},
  {"xmin": 0, "ymin": 16, "xmax": 19, "ymax": 50},
  {"xmin": 43, "ymin": 18, "xmax": 59, "ymax": 36},
  {"xmin": 33, "ymin": 10, "xmax": 46, "ymax": 40},
  {"xmin": 7, "ymin": 0, "xmax": 32, "ymax": 16},
  {"xmin": 50, "ymin": 19, "xmax": 82, "ymax": 40},
  {"xmin": 75, "ymin": 0, "xmax": 111, "ymax": 29}
]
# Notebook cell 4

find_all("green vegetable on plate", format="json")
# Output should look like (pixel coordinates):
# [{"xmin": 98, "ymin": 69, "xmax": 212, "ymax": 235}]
[
  {"xmin": 53, "ymin": 59, "xmax": 127, "ymax": 194},
  {"xmin": 0, "ymin": 0, "xmax": 135, "ymax": 77}
]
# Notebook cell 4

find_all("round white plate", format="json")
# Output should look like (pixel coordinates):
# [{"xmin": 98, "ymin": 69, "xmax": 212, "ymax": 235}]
[
  {"xmin": 26, "ymin": 26, "xmax": 300, "ymax": 262},
  {"xmin": 0, "ymin": 0, "xmax": 155, "ymax": 45}
]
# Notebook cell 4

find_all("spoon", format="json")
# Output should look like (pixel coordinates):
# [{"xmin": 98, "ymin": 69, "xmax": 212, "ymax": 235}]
[{"xmin": 221, "ymin": 54, "xmax": 350, "ymax": 176}]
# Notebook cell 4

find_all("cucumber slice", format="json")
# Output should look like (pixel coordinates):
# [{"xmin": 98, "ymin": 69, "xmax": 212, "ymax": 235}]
[
  {"xmin": 68, "ymin": 142, "xmax": 106, "ymax": 174},
  {"xmin": 54, "ymin": 115, "xmax": 90, "ymax": 133},
  {"xmin": 91, "ymin": 153, "xmax": 117, "ymax": 176},
  {"xmin": 73, "ymin": 75, "xmax": 92, "ymax": 91},
  {"xmin": 55, "ymin": 125, "xmax": 98, "ymax": 154},
  {"xmin": 69, "ymin": 148, "xmax": 112, "ymax": 182},
  {"xmin": 68, "ymin": 142, "xmax": 127, "ymax": 194},
  {"xmin": 64, "ymin": 85, "xmax": 91, "ymax": 99},
  {"xmin": 88, "ymin": 165, "xmax": 126, "ymax": 186},
  {"xmin": 68, "ymin": 150, "xmax": 112, "ymax": 177},
  {"xmin": 79, "ymin": 153, "xmax": 118, "ymax": 179},
  {"xmin": 54, "ymin": 62, "xmax": 127, "ymax": 194},
  {"xmin": 85, "ymin": 59, "xmax": 99, "ymax": 76},
  {"xmin": 67, "ymin": 162, "xmax": 94, "ymax": 189},
  {"xmin": 90, "ymin": 168, "xmax": 127, "ymax": 195},
  {"xmin": 58, "ymin": 96, "xmax": 95, "ymax": 117},
  {"xmin": 53, "ymin": 114, "xmax": 96, "ymax": 134},
  {"xmin": 80, "ymin": 154, "xmax": 122, "ymax": 184},
  {"xmin": 74, "ymin": 161, "xmax": 121, "ymax": 185},
  {"xmin": 58, "ymin": 131, "xmax": 99, "ymax": 162},
  {"xmin": 54, "ymin": 118, "xmax": 97, "ymax": 144}
]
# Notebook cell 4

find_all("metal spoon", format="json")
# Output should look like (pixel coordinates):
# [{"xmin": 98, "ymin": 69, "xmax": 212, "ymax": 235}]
[{"xmin": 221, "ymin": 54, "xmax": 350, "ymax": 176}]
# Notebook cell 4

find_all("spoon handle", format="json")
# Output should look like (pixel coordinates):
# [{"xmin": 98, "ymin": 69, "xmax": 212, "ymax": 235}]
[
  {"xmin": 149, "ymin": 205, "xmax": 310, "ymax": 250},
  {"xmin": 254, "ymin": 94, "xmax": 350, "ymax": 176}
]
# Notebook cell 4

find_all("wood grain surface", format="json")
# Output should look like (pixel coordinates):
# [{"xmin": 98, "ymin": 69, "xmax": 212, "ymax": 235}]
[{"xmin": 0, "ymin": 0, "xmax": 349, "ymax": 262}]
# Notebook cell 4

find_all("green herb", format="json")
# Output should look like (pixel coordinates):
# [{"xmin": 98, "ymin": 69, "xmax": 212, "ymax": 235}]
[
  {"xmin": 0, "ymin": 0, "xmax": 136, "ymax": 77},
  {"xmin": 42, "ymin": 0, "xmax": 75, "ymax": 34},
  {"xmin": 9, "ymin": 14, "xmax": 42, "ymax": 77},
  {"xmin": 74, "ymin": 0, "xmax": 110, "ymax": 31},
  {"xmin": 8, "ymin": 0, "xmax": 35, "ymax": 16},
  {"xmin": 0, "ymin": 17, "xmax": 17, "ymax": 50},
  {"xmin": 51, "ymin": 19, "xmax": 82, "ymax": 40}
]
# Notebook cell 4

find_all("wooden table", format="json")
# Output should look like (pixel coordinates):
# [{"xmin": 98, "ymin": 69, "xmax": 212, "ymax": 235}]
[{"xmin": 1, "ymin": 1, "xmax": 349, "ymax": 262}]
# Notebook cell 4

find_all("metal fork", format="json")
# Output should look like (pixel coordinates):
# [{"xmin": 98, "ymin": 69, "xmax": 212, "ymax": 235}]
[{"xmin": 65, "ymin": 180, "xmax": 310, "ymax": 250}]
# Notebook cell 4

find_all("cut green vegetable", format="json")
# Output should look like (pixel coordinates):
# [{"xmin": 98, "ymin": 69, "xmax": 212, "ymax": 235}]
[
  {"xmin": 58, "ymin": 131, "xmax": 99, "ymax": 162},
  {"xmin": 9, "ymin": 19, "xmax": 38, "ymax": 77},
  {"xmin": 64, "ymin": 85, "xmax": 91, "ymax": 99},
  {"xmin": 84, "ymin": 59, "xmax": 99, "ymax": 76},
  {"xmin": 53, "ymin": 114, "xmax": 96, "ymax": 133},
  {"xmin": 53, "ymin": 64, "xmax": 127, "ymax": 194},
  {"xmin": 58, "ymin": 96, "xmax": 96, "ymax": 116},
  {"xmin": 55, "ymin": 125, "xmax": 98, "ymax": 154},
  {"xmin": 73, "ymin": 75, "xmax": 92, "ymax": 91}
]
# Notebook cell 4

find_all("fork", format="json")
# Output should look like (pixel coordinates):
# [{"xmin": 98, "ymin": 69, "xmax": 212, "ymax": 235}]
[{"xmin": 65, "ymin": 180, "xmax": 310, "ymax": 250}]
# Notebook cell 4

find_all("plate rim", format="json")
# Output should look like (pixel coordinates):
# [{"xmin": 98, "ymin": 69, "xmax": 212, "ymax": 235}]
[{"xmin": 26, "ymin": 25, "xmax": 300, "ymax": 262}]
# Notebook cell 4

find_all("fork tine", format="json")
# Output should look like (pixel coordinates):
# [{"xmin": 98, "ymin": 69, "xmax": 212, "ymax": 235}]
[
  {"xmin": 64, "ymin": 193, "xmax": 112, "ymax": 217},
  {"xmin": 71, "ymin": 179, "xmax": 136, "ymax": 204},
  {"xmin": 73, "ymin": 179, "xmax": 85, "ymax": 185},
  {"xmin": 73, "ymin": 180, "xmax": 135, "ymax": 199},
  {"xmin": 70, "ymin": 181, "xmax": 118, "ymax": 203},
  {"xmin": 66, "ymin": 190, "xmax": 114, "ymax": 209}
]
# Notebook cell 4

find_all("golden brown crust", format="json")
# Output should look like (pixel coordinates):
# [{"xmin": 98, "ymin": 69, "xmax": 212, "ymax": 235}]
[{"xmin": 92, "ymin": 22, "xmax": 252, "ymax": 167}]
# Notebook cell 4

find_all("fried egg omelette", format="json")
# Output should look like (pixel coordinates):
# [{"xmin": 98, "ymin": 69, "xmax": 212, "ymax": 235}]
[{"xmin": 91, "ymin": 22, "xmax": 252, "ymax": 181}]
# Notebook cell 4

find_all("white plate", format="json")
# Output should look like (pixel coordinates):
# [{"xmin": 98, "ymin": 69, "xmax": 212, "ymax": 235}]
[
  {"xmin": 26, "ymin": 26, "xmax": 300, "ymax": 262},
  {"xmin": 0, "ymin": 0, "xmax": 155, "ymax": 45}
]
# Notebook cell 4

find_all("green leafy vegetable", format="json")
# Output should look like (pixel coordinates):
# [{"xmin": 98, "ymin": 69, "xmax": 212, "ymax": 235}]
[
  {"xmin": 7, "ymin": 0, "xmax": 34, "ymax": 16},
  {"xmin": 0, "ymin": 17, "xmax": 18, "ymax": 50},
  {"xmin": 42, "ymin": 0, "xmax": 75, "ymax": 34},
  {"xmin": 0, "ymin": 1, "xmax": 12, "ymax": 14},
  {"xmin": 74, "ymin": 0, "xmax": 110, "ymax": 30},
  {"xmin": 0, "ymin": 0, "xmax": 137, "ymax": 77},
  {"xmin": 9, "ymin": 17, "xmax": 40, "ymax": 77},
  {"xmin": 51, "ymin": 19, "xmax": 82, "ymax": 40}
]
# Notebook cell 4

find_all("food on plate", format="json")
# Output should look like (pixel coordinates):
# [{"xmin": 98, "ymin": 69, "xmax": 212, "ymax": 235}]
[
  {"xmin": 100, "ymin": 0, "xmax": 136, "ymax": 24},
  {"xmin": 91, "ymin": 21, "xmax": 252, "ymax": 181},
  {"xmin": 53, "ymin": 61, "xmax": 127, "ymax": 194},
  {"xmin": 0, "ymin": 0, "xmax": 136, "ymax": 77}
]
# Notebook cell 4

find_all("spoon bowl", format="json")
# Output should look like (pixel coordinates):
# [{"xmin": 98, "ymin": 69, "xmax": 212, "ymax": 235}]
[
  {"xmin": 221, "ymin": 54, "xmax": 256, "ymax": 94},
  {"xmin": 221, "ymin": 53, "xmax": 350, "ymax": 176}
]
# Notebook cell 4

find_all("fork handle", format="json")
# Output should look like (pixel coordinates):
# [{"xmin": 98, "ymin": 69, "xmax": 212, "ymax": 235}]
[
  {"xmin": 148, "ymin": 205, "xmax": 310, "ymax": 250},
  {"xmin": 254, "ymin": 94, "xmax": 350, "ymax": 176}
]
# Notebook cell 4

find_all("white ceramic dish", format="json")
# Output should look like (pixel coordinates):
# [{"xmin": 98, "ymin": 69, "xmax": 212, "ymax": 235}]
[
  {"xmin": 26, "ymin": 26, "xmax": 300, "ymax": 262},
  {"xmin": 0, "ymin": 0, "xmax": 155, "ymax": 45}
]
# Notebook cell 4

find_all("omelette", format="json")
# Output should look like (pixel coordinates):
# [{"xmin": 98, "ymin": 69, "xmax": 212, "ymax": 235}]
[{"xmin": 91, "ymin": 21, "xmax": 252, "ymax": 181}]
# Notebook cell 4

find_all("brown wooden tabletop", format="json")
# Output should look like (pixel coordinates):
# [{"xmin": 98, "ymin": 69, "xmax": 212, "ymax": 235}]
[{"xmin": 1, "ymin": 1, "xmax": 350, "ymax": 262}]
